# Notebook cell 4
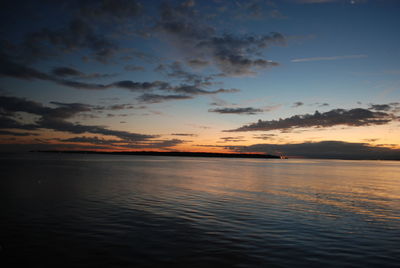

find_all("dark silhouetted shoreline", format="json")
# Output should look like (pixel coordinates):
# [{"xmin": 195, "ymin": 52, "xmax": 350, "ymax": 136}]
[{"xmin": 32, "ymin": 150, "xmax": 281, "ymax": 159}]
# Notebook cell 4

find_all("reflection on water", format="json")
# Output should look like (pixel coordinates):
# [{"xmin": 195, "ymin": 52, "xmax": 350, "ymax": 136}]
[{"xmin": 1, "ymin": 153, "xmax": 399, "ymax": 267}]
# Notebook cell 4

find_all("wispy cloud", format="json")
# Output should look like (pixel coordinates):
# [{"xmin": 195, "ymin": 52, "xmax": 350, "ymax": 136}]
[{"xmin": 291, "ymin": 54, "xmax": 367, "ymax": 63}]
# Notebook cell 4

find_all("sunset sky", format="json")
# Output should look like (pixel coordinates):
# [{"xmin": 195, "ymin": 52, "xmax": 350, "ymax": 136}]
[{"xmin": 1, "ymin": 0, "xmax": 399, "ymax": 159}]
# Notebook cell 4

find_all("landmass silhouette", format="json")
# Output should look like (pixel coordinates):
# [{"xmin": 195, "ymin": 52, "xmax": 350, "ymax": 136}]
[{"xmin": 33, "ymin": 150, "xmax": 281, "ymax": 159}]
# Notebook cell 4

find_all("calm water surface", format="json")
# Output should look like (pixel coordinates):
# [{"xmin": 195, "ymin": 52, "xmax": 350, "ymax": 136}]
[{"xmin": 1, "ymin": 153, "xmax": 399, "ymax": 267}]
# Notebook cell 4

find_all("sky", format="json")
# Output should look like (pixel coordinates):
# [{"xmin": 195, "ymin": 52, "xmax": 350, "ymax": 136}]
[{"xmin": 0, "ymin": 0, "xmax": 400, "ymax": 159}]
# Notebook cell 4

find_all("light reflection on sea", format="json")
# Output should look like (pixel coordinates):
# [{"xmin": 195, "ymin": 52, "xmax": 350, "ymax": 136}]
[{"xmin": 0, "ymin": 153, "xmax": 399, "ymax": 267}]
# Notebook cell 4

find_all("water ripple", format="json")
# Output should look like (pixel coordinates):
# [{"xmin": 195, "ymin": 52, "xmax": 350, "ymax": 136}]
[{"xmin": 1, "ymin": 154, "xmax": 399, "ymax": 267}]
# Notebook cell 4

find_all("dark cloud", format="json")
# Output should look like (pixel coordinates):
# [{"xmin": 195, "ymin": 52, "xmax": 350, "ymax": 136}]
[
  {"xmin": 3, "ymin": 0, "xmax": 284, "ymax": 76},
  {"xmin": 219, "ymin": 136, "xmax": 246, "ymax": 142},
  {"xmin": 232, "ymin": 0, "xmax": 287, "ymax": 20},
  {"xmin": 99, "ymin": 97, "xmax": 120, "ymax": 101},
  {"xmin": 139, "ymin": 139, "xmax": 186, "ymax": 149},
  {"xmin": 181, "ymin": 0, "xmax": 196, "ymax": 8},
  {"xmin": 0, "ymin": 142, "xmax": 114, "ymax": 152},
  {"xmin": 137, "ymin": 93, "xmax": 194, "ymax": 103},
  {"xmin": 171, "ymin": 133, "xmax": 197, "ymax": 137},
  {"xmin": 0, "ymin": 55, "xmax": 111, "ymax": 89},
  {"xmin": 1, "ymin": 53, "xmax": 238, "ymax": 101},
  {"xmin": 0, "ymin": 95, "xmax": 156, "ymax": 142},
  {"xmin": 364, "ymin": 138, "xmax": 379, "ymax": 142},
  {"xmin": 157, "ymin": 2, "xmax": 215, "ymax": 40},
  {"xmin": 52, "ymin": 67, "xmax": 83, "ymax": 77},
  {"xmin": 51, "ymin": 66, "xmax": 115, "ymax": 79},
  {"xmin": 55, "ymin": 79, "xmax": 111, "ymax": 90},
  {"xmin": 77, "ymin": 0, "xmax": 143, "ymax": 20},
  {"xmin": 0, "ymin": 53, "xmax": 53, "ymax": 80},
  {"xmin": 0, "ymin": 95, "xmax": 49, "ymax": 115},
  {"xmin": 187, "ymin": 59, "xmax": 210, "ymax": 68},
  {"xmin": 156, "ymin": 2, "xmax": 285, "ymax": 76},
  {"xmin": 228, "ymin": 108, "xmax": 395, "ymax": 132},
  {"xmin": 172, "ymin": 84, "xmax": 239, "ymax": 95},
  {"xmin": 60, "ymin": 136, "xmax": 186, "ymax": 149},
  {"xmin": 291, "ymin": 0, "xmax": 367, "ymax": 4},
  {"xmin": 289, "ymin": 0, "xmax": 334, "ymax": 3},
  {"xmin": 369, "ymin": 104, "xmax": 392, "ymax": 111},
  {"xmin": 233, "ymin": 141, "xmax": 400, "ymax": 160},
  {"xmin": 47, "ymin": 102, "xmax": 92, "ymax": 119},
  {"xmin": 57, "ymin": 79, "xmax": 169, "ymax": 92},
  {"xmin": 209, "ymin": 97, "xmax": 234, "ymax": 107},
  {"xmin": 253, "ymin": 134, "xmax": 277, "ymax": 140},
  {"xmin": 155, "ymin": 61, "xmax": 215, "ymax": 84},
  {"xmin": 308, "ymin": 102, "xmax": 330, "ymax": 107},
  {"xmin": 124, "ymin": 65, "xmax": 145, "ymax": 72},
  {"xmin": 0, "ymin": 137, "xmax": 185, "ymax": 152},
  {"xmin": 0, "ymin": 0, "xmax": 145, "ymax": 65},
  {"xmin": 0, "ymin": 56, "xmax": 150, "ymax": 91},
  {"xmin": 155, "ymin": 61, "xmax": 239, "ymax": 95},
  {"xmin": 292, "ymin": 101, "xmax": 304, "ymax": 107},
  {"xmin": 0, "ymin": 130, "xmax": 39, "ymax": 136},
  {"xmin": 60, "ymin": 136, "xmax": 122, "ymax": 145},
  {"xmin": 196, "ymin": 34, "xmax": 283, "ymax": 76},
  {"xmin": 59, "ymin": 78, "xmax": 236, "ymax": 96},
  {"xmin": 235, "ymin": 1, "xmax": 265, "ymax": 19},
  {"xmin": 209, "ymin": 107, "xmax": 264, "ymax": 115},
  {"xmin": 103, "ymin": 104, "xmax": 136, "ymax": 110},
  {"xmin": 369, "ymin": 103, "xmax": 400, "ymax": 114},
  {"xmin": 37, "ymin": 116, "xmax": 154, "ymax": 142},
  {"xmin": 21, "ymin": 18, "xmax": 119, "ymax": 63},
  {"xmin": 112, "ymin": 80, "xmax": 169, "ymax": 91},
  {"xmin": 0, "ymin": 116, "xmax": 39, "ymax": 130}
]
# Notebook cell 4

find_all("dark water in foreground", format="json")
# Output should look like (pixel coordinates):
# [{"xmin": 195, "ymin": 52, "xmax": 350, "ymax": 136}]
[{"xmin": 1, "ymin": 153, "xmax": 399, "ymax": 267}]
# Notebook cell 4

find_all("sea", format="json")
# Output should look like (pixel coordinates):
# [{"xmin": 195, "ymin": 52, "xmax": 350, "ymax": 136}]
[{"xmin": 1, "ymin": 153, "xmax": 399, "ymax": 267}]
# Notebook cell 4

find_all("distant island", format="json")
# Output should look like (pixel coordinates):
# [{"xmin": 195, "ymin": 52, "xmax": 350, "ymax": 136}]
[{"xmin": 33, "ymin": 150, "xmax": 282, "ymax": 159}]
